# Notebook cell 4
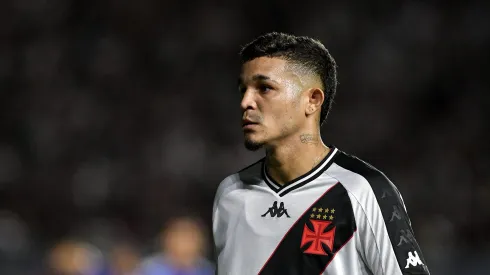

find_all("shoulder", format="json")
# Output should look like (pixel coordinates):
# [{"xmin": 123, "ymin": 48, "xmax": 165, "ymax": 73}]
[
  {"xmin": 328, "ymin": 150, "xmax": 404, "ymax": 210},
  {"xmin": 213, "ymin": 157, "xmax": 264, "ymax": 206},
  {"xmin": 329, "ymin": 152, "xmax": 429, "ymax": 274},
  {"xmin": 333, "ymin": 151, "xmax": 392, "ymax": 184}
]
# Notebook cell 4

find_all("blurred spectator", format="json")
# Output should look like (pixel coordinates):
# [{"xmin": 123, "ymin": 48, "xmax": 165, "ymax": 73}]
[
  {"xmin": 137, "ymin": 217, "xmax": 214, "ymax": 275},
  {"xmin": 97, "ymin": 242, "xmax": 140, "ymax": 275},
  {"xmin": 46, "ymin": 239, "xmax": 103, "ymax": 275}
]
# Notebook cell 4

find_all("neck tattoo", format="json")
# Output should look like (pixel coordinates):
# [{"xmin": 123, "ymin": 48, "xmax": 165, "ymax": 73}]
[{"xmin": 300, "ymin": 134, "xmax": 319, "ymax": 144}]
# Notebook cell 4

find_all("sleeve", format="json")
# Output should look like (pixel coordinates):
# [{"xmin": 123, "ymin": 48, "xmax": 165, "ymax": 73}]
[
  {"xmin": 357, "ymin": 175, "xmax": 430, "ymax": 275},
  {"xmin": 212, "ymin": 175, "xmax": 235, "ymax": 273},
  {"xmin": 212, "ymin": 182, "xmax": 222, "ymax": 275},
  {"xmin": 212, "ymin": 180, "xmax": 222, "ymax": 265},
  {"xmin": 212, "ymin": 177, "xmax": 229, "ymax": 251}
]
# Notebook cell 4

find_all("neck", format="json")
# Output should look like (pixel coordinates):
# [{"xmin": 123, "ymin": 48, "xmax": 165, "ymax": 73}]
[{"xmin": 265, "ymin": 131, "xmax": 330, "ymax": 186}]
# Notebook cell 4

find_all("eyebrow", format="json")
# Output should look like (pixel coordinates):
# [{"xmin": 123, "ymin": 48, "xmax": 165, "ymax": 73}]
[{"xmin": 238, "ymin": 74, "xmax": 279, "ymax": 86}]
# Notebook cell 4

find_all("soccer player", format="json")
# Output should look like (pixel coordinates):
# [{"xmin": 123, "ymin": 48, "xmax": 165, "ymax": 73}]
[{"xmin": 212, "ymin": 32, "xmax": 430, "ymax": 275}]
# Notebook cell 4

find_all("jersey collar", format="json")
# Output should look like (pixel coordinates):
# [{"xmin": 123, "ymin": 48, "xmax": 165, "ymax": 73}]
[{"xmin": 262, "ymin": 147, "xmax": 338, "ymax": 197}]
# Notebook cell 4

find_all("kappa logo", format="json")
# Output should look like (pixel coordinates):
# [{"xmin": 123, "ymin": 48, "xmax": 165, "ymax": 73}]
[
  {"xmin": 261, "ymin": 201, "xmax": 290, "ymax": 218},
  {"xmin": 381, "ymin": 188, "xmax": 393, "ymax": 199},
  {"xmin": 390, "ymin": 205, "xmax": 402, "ymax": 222},
  {"xmin": 397, "ymin": 229, "xmax": 415, "ymax": 246},
  {"xmin": 405, "ymin": 251, "xmax": 423, "ymax": 268}
]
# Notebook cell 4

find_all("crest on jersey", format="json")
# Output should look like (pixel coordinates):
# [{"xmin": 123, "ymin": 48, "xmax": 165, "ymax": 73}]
[{"xmin": 300, "ymin": 206, "xmax": 336, "ymax": 255}]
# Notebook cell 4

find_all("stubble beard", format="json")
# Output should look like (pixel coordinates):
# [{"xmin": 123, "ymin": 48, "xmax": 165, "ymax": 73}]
[{"xmin": 244, "ymin": 138, "xmax": 264, "ymax": 151}]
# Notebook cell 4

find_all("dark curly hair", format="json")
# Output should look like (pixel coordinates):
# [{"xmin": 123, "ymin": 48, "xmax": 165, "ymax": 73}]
[{"xmin": 240, "ymin": 32, "xmax": 338, "ymax": 125}]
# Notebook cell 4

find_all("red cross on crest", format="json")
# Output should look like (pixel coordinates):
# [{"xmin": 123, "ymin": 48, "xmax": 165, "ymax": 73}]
[{"xmin": 300, "ymin": 219, "xmax": 336, "ymax": 255}]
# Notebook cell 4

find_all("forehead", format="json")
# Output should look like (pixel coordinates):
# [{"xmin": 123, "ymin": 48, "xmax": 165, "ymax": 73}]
[{"xmin": 240, "ymin": 57, "xmax": 290, "ymax": 81}]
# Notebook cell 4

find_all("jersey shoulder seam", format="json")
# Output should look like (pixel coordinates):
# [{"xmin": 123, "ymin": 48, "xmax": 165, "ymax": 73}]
[{"xmin": 237, "ymin": 157, "xmax": 264, "ymax": 173}]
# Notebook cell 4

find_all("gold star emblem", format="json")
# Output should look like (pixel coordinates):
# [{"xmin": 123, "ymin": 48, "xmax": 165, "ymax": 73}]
[
  {"xmin": 329, "ymin": 215, "xmax": 334, "ymax": 220},
  {"xmin": 323, "ymin": 214, "xmax": 328, "ymax": 219},
  {"xmin": 312, "ymin": 207, "xmax": 316, "ymax": 212},
  {"xmin": 316, "ymin": 214, "xmax": 321, "ymax": 219},
  {"xmin": 318, "ymin": 207, "xmax": 323, "ymax": 213},
  {"xmin": 310, "ymin": 213, "xmax": 315, "ymax": 218},
  {"xmin": 325, "ymin": 208, "xmax": 329, "ymax": 213},
  {"xmin": 331, "ymin": 208, "xmax": 335, "ymax": 214}
]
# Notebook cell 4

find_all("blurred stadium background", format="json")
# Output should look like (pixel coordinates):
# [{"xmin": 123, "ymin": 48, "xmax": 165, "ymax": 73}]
[{"xmin": 0, "ymin": 0, "xmax": 489, "ymax": 274}]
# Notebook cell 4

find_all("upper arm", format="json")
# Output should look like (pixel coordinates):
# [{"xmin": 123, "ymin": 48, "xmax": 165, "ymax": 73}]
[
  {"xmin": 212, "ymin": 175, "xmax": 236, "ymax": 255},
  {"xmin": 212, "ymin": 176, "xmax": 234, "ymax": 231},
  {"xmin": 357, "ymin": 174, "xmax": 430, "ymax": 275}
]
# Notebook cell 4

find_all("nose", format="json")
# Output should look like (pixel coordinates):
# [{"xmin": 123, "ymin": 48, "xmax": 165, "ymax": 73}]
[{"xmin": 240, "ymin": 89, "xmax": 257, "ymax": 111}]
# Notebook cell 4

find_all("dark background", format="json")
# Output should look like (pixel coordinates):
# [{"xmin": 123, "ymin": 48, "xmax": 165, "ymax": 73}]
[{"xmin": 0, "ymin": 0, "xmax": 489, "ymax": 274}]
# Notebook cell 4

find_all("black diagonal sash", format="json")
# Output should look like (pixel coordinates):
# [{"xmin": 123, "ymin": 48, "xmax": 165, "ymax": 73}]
[{"xmin": 258, "ymin": 183, "xmax": 356, "ymax": 275}]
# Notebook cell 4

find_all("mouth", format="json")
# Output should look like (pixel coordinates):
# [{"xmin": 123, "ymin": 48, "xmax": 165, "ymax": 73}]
[{"xmin": 242, "ymin": 120, "xmax": 259, "ymax": 129}]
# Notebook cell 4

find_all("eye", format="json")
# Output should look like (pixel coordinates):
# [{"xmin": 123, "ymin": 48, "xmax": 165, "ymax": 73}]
[
  {"xmin": 258, "ymin": 84, "xmax": 272, "ymax": 93},
  {"xmin": 238, "ymin": 85, "xmax": 246, "ymax": 95}
]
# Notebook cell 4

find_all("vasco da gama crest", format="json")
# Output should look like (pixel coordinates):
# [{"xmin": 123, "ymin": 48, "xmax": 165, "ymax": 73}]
[{"xmin": 301, "ymin": 207, "xmax": 337, "ymax": 255}]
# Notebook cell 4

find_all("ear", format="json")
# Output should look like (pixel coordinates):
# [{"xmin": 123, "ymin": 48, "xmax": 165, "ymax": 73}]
[{"xmin": 305, "ymin": 88, "xmax": 324, "ymax": 116}]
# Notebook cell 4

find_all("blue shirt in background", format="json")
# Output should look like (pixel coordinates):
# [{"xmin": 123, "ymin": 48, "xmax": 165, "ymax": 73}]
[{"xmin": 137, "ymin": 255, "xmax": 214, "ymax": 275}]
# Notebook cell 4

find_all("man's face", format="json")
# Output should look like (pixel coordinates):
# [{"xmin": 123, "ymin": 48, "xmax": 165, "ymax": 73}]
[{"xmin": 239, "ymin": 57, "xmax": 306, "ymax": 151}]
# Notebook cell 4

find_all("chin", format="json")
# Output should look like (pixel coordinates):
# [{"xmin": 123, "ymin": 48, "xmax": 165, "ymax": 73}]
[{"xmin": 244, "ymin": 138, "xmax": 264, "ymax": 151}]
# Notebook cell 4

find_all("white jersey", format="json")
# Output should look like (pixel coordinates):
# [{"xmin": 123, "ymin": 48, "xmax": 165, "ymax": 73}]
[{"xmin": 212, "ymin": 147, "xmax": 430, "ymax": 275}]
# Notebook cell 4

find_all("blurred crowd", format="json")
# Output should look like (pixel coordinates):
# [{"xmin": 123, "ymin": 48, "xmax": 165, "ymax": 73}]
[
  {"xmin": 0, "ymin": 0, "xmax": 489, "ymax": 274},
  {"xmin": 45, "ymin": 216, "xmax": 213, "ymax": 275}
]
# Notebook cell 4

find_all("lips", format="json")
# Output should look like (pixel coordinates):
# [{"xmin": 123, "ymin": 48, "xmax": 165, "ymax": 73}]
[
  {"xmin": 242, "ymin": 119, "xmax": 259, "ymax": 129},
  {"xmin": 242, "ymin": 120, "xmax": 256, "ymax": 126}
]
